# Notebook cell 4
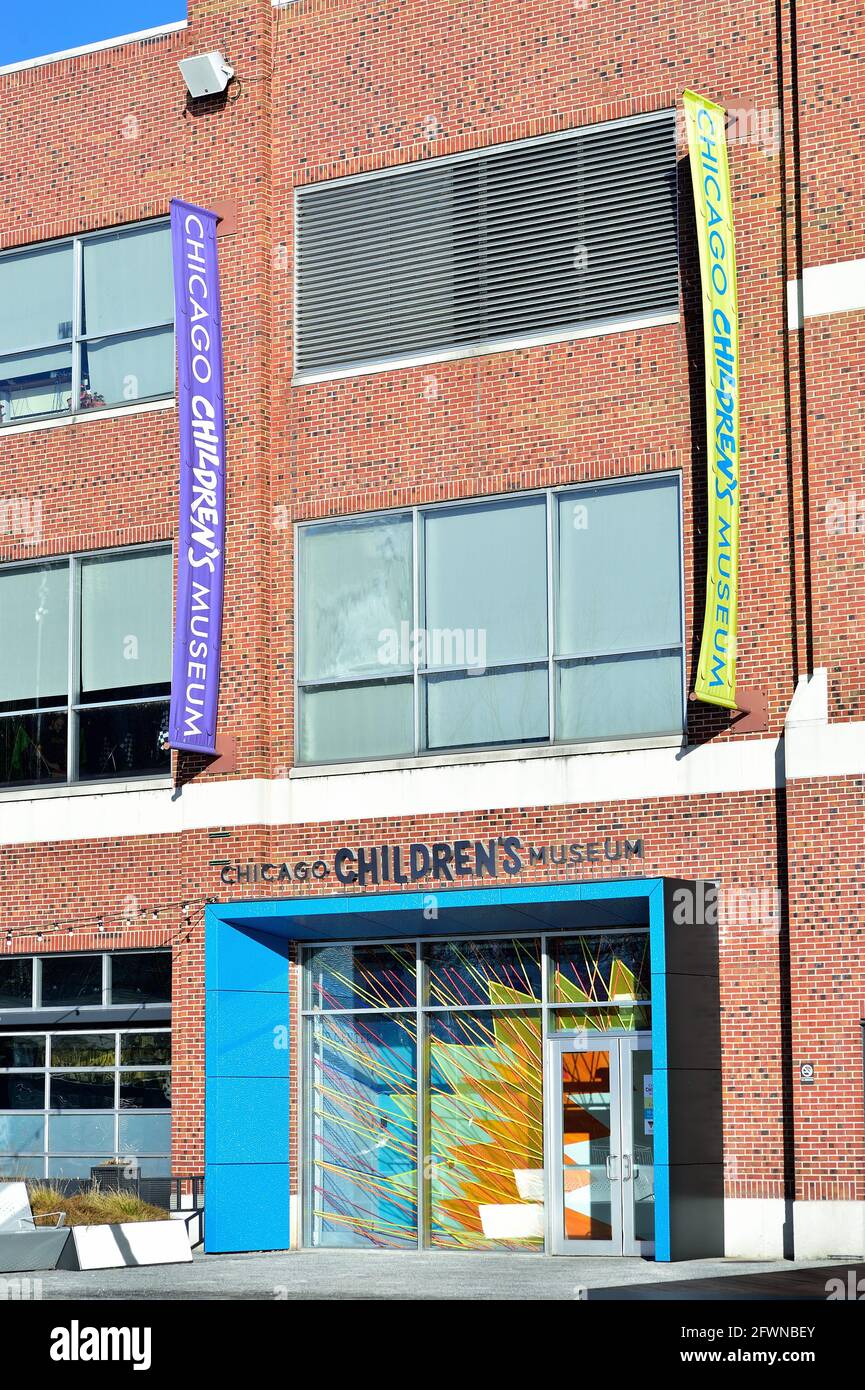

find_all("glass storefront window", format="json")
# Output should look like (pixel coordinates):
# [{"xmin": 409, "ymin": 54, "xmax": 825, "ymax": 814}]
[
  {"xmin": 425, "ymin": 937, "xmax": 541, "ymax": 1008},
  {"xmin": 0, "ymin": 1075, "xmax": 45, "ymax": 1109},
  {"xmin": 49, "ymin": 1072, "xmax": 115, "ymax": 1109},
  {"xmin": 304, "ymin": 942, "xmax": 415, "ymax": 1012},
  {"xmin": 549, "ymin": 931, "xmax": 651, "ymax": 1008},
  {"xmin": 110, "ymin": 952, "xmax": 171, "ymax": 1005},
  {"xmin": 306, "ymin": 1013, "xmax": 417, "ymax": 1248},
  {"xmin": 0, "ymin": 1034, "xmax": 43, "ymax": 1067},
  {"xmin": 120, "ymin": 1032, "xmax": 171, "ymax": 1066},
  {"xmin": 41, "ymin": 955, "xmax": 102, "ymax": 1008},
  {"xmin": 118, "ymin": 1072, "xmax": 171, "ymax": 1110},
  {"xmin": 427, "ymin": 1008, "xmax": 543, "ymax": 1251},
  {"xmin": 302, "ymin": 929, "xmax": 651, "ymax": 1253},
  {"xmin": 50, "ymin": 1034, "xmax": 116, "ymax": 1068},
  {"xmin": 0, "ymin": 1027, "xmax": 171, "ymax": 1177}
]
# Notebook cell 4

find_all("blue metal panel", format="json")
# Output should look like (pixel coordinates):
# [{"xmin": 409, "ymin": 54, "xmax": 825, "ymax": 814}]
[
  {"xmin": 205, "ymin": 1163, "xmax": 291, "ymax": 1253},
  {"xmin": 205, "ymin": 1077, "xmax": 290, "ymax": 1165},
  {"xmin": 205, "ymin": 878, "xmax": 674, "ymax": 1259},
  {"xmin": 206, "ymin": 919, "xmax": 291, "ymax": 994},
  {"xmin": 205, "ymin": 989, "xmax": 291, "ymax": 1079},
  {"xmin": 647, "ymin": 881, "xmax": 671, "ymax": 1260}
]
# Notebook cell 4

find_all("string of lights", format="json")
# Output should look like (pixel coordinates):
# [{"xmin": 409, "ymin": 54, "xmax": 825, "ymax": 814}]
[{"xmin": 2, "ymin": 896, "xmax": 219, "ymax": 950}]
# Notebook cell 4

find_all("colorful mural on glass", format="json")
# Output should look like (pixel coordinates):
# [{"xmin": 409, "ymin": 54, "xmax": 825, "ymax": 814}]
[
  {"xmin": 304, "ymin": 932, "xmax": 649, "ymax": 1249},
  {"xmin": 551, "ymin": 931, "xmax": 650, "ymax": 1031},
  {"xmin": 308, "ymin": 1012, "xmax": 418, "ymax": 1247}
]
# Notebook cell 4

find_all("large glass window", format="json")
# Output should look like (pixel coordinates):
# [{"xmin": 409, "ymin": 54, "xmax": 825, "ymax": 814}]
[
  {"xmin": 0, "ymin": 222, "xmax": 173, "ymax": 426},
  {"xmin": 296, "ymin": 475, "xmax": 684, "ymax": 763},
  {"xmin": 0, "ymin": 951, "xmax": 170, "ymax": 1011},
  {"xmin": 302, "ymin": 931, "xmax": 650, "ymax": 1251},
  {"xmin": 0, "ymin": 1027, "xmax": 171, "ymax": 1179},
  {"xmin": 0, "ymin": 546, "xmax": 172, "ymax": 787}
]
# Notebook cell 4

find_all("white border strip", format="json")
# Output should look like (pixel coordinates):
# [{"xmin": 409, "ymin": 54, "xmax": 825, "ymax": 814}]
[
  {"xmin": 787, "ymin": 257, "xmax": 865, "ymax": 330},
  {"xmin": 0, "ymin": 738, "xmax": 782, "ymax": 847},
  {"xmin": 0, "ymin": 20, "xmax": 187, "ymax": 77}
]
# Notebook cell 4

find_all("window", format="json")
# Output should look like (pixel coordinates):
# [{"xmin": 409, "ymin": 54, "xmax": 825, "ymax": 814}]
[
  {"xmin": 296, "ymin": 475, "xmax": 684, "ymax": 764},
  {"xmin": 0, "ymin": 1027, "xmax": 171, "ymax": 1179},
  {"xmin": 295, "ymin": 111, "xmax": 678, "ymax": 378},
  {"xmin": 0, "ymin": 221, "xmax": 173, "ymax": 426},
  {"xmin": 0, "ymin": 951, "xmax": 171, "ymax": 1011},
  {"xmin": 0, "ymin": 546, "xmax": 172, "ymax": 787},
  {"xmin": 302, "ymin": 930, "xmax": 649, "ymax": 1249}
]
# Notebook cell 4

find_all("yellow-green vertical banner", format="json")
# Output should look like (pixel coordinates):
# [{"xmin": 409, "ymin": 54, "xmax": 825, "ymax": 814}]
[{"xmin": 684, "ymin": 90, "xmax": 740, "ymax": 710}]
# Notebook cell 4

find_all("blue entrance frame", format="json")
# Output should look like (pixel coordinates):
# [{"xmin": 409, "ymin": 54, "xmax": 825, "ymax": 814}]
[{"xmin": 204, "ymin": 876, "xmax": 723, "ymax": 1260}]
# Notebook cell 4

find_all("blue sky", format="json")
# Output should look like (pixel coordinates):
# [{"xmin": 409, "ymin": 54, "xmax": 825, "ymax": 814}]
[{"xmin": 2, "ymin": 2, "xmax": 186, "ymax": 66}]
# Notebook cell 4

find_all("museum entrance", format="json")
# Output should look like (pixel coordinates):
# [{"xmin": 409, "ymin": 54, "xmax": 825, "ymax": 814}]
[
  {"xmin": 547, "ymin": 1035, "xmax": 654, "ymax": 1255},
  {"xmin": 300, "ymin": 928, "xmax": 653, "ymax": 1254}
]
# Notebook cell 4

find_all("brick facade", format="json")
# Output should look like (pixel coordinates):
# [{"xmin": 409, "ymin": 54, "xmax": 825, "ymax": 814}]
[{"xmin": 0, "ymin": 0, "xmax": 862, "ymax": 1257}]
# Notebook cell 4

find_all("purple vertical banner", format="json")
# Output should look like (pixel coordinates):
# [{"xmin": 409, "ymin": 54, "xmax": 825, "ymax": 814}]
[{"xmin": 168, "ymin": 199, "xmax": 226, "ymax": 756}]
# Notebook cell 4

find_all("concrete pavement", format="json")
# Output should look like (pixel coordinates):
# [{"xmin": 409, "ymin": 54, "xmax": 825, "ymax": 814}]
[{"xmin": 21, "ymin": 1249, "xmax": 845, "ymax": 1300}]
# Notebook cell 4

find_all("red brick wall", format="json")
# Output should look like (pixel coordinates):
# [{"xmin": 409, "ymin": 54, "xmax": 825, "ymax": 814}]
[{"xmin": 0, "ymin": 0, "xmax": 861, "ymax": 1213}]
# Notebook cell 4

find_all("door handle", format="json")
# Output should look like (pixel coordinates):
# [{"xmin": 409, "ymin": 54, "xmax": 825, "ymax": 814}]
[
  {"xmin": 605, "ymin": 1153, "xmax": 618, "ymax": 1180},
  {"xmin": 622, "ymin": 1153, "xmax": 632, "ymax": 1181}
]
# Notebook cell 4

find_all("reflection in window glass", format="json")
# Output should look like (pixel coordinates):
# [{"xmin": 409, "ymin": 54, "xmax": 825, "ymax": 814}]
[
  {"xmin": 425, "ymin": 938, "xmax": 541, "ymax": 1008},
  {"xmin": 0, "ymin": 960, "xmax": 34, "ymax": 1010},
  {"xmin": 0, "ymin": 1075, "xmax": 45, "ymax": 1109},
  {"xmin": 304, "ymin": 943, "xmax": 416, "ymax": 1012},
  {"xmin": 0, "ymin": 1114, "xmax": 44, "ymax": 1155},
  {"xmin": 0, "ymin": 563, "xmax": 69, "ymax": 712},
  {"xmin": 110, "ymin": 953, "xmax": 171, "ymax": 1006},
  {"xmin": 0, "ymin": 243, "xmax": 73, "ymax": 426},
  {"xmin": 41, "ymin": 956, "xmax": 102, "ymax": 1008},
  {"xmin": 306, "ymin": 1013, "xmax": 417, "ymax": 1248},
  {"xmin": 0, "ymin": 711, "xmax": 68, "ymax": 786},
  {"xmin": 298, "ymin": 513, "xmax": 414, "ymax": 764},
  {"xmin": 0, "ymin": 1022, "xmax": 172, "ymax": 1178},
  {"xmin": 427, "ymin": 1009, "xmax": 543, "ymax": 1250},
  {"xmin": 297, "ymin": 477, "xmax": 684, "ymax": 765},
  {"xmin": 120, "ymin": 1032, "xmax": 171, "ymax": 1067},
  {"xmin": 118, "ymin": 1072, "xmax": 171, "ymax": 1110},
  {"xmin": 0, "ymin": 1035, "xmax": 44, "ymax": 1068},
  {"xmin": 119, "ymin": 1112, "xmax": 170, "ymax": 1154},
  {"xmin": 0, "ymin": 224, "xmax": 173, "ymax": 428},
  {"xmin": 50, "ymin": 1035, "xmax": 116, "ymax": 1069},
  {"xmin": 49, "ymin": 1072, "xmax": 114, "ymax": 1110}
]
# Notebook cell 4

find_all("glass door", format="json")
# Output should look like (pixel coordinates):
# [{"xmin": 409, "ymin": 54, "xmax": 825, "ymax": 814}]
[
  {"xmin": 547, "ymin": 1039, "xmax": 622, "ymax": 1255},
  {"xmin": 547, "ymin": 1035, "xmax": 654, "ymax": 1255}
]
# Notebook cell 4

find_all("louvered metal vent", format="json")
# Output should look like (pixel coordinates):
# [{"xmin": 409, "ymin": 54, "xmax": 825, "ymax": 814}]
[{"xmin": 295, "ymin": 110, "xmax": 678, "ymax": 379}]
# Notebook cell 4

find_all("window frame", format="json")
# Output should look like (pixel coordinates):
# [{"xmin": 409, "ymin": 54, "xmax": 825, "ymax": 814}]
[
  {"xmin": 0, "ymin": 1025, "xmax": 171, "ymax": 1179},
  {"xmin": 0, "ymin": 541, "xmax": 173, "ymax": 789},
  {"xmin": 0, "ymin": 218, "xmax": 174, "ymax": 430},
  {"xmin": 294, "ymin": 472, "xmax": 686, "ymax": 767},
  {"xmin": 292, "ymin": 110, "xmax": 679, "ymax": 384},
  {"xmin": 299, "ymin": 926, "xmax": 651, "ymax": 1250},
  {"xmin": 0, "ymin": 950, "xmax": 172, "ymax": 1013}
]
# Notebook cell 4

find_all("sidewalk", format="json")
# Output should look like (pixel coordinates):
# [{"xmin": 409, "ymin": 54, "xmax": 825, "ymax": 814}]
[{"xmin": 22, "ymin": 1249, "xmax": 850, "ymax": 1301}]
